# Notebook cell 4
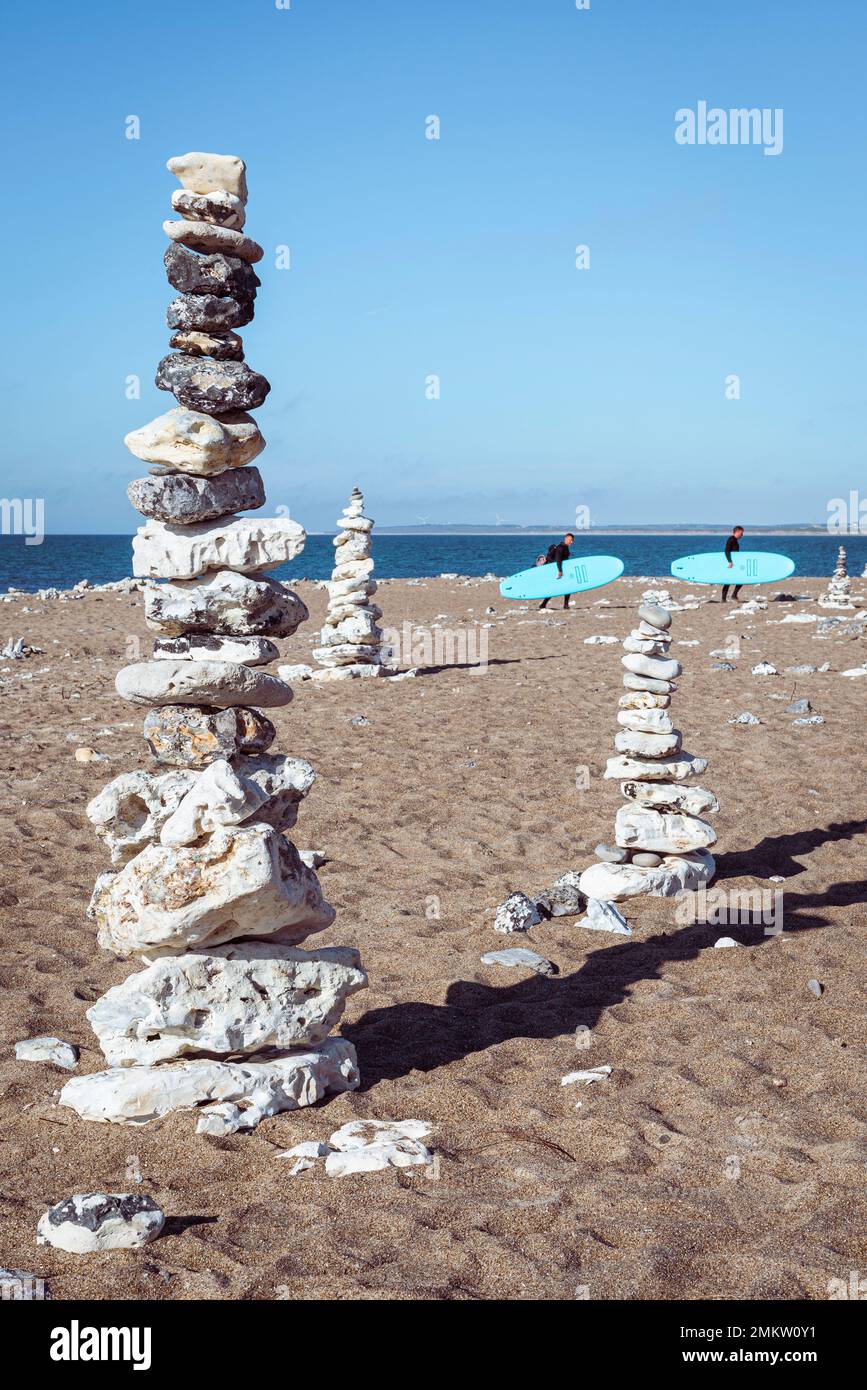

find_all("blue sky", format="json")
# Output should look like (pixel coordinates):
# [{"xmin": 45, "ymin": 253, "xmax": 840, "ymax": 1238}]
[{"xmin": 2, "ymin": 0, "xmax": 865, "ymax": 532}]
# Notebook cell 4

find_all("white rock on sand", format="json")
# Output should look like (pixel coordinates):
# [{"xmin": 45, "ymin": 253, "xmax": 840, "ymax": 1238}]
[
  {"xmin": 580, "ymin": 850, "xmax": 715, "ymax": 901},
  {"xmin": 615, "ymin": 806, "xmax": 716, "ymax": 853},
  {"xmin": 15, "ymin": 1037, "xmax": 79, "ymax": 1070},
  {"xmin": 36, "ymin": 1194, "xmax": 165, "ymax": 1252},
  {"xmin": 159, "ymin": 754, "xmax": 314, "ymax": 845},
  {"xmin": 59, "ymin": 1039, "xmax": 359, "ymax": 1131}
]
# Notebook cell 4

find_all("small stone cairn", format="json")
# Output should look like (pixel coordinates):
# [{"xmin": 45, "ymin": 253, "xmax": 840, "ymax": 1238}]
[
  {"xmin": 60, "ymin": 152, "xmax": 367, "ymax": 1136},
  {"xmin": 818, "ymin": 545, "xmax": 853, "ymax": 609},
  {"xmin": 578, "ymin": 601, "xmax": 718, "ymax": 903},
  {"xmin": 311, "ymin": 487, "xmax": 385, "ymax": 680}
]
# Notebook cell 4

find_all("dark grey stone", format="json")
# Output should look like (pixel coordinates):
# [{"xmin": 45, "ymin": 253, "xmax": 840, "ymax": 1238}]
[
  {"xmin": 46, "ymin": 1193, "xmax": 161, "ymax": 1232},
  {"xmin": 638, "ymin": 602, "xmax": 672, "ymax": 631},
  {"xmin": 164, "ymin": 243, "xmax": 259, "ymax": 301},
  {"xmin": 632, "ymin": 852, "xmax": 663, "ymax": 867},
  {"xmin": 166, "ymin": 293, "xmax": 253, "ymax": 333},
  {"xmin": 127, "ymin": 466, "xmax": 265, "ymax": 525},
  {"xmin": 155, "ymin": 354, "xmax": 271, "ymax": 414},
  {"xmin": 534, "ymin": 870, "xmax": 586, "ymax": 919},
  {"xmin": 785, "ymin": 698, "xmax": 811, "ymax": 715}
]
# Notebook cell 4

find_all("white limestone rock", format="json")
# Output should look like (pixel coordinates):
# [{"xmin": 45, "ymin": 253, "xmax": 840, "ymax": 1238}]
[
  {"xmin": 579, "ymin": 899, "xmax": 631, "ymax": 934},
  {"xmin": 59, "ymin": 1039, "xmax": 359, "ymax": 1129},
  {"xmin": 318, "ymin": 613, "xmax": 382, "ymax": 647},
  {"xmin": 277, "ymin": 663, "xmax": 314, "ymax": 682},
  {"xmin": 132, "ymin": 516, "xmax": 306, "ymax": 580},
  {"xmin": 579, "ymin": 850, "xmax": 715, "ymax": 902},
  {"xmin": 613, "ymin": 728, "xmax": 682, "ymax": 758},
  {"xmin": 615, "ymin": 805, "xmax": 717, "ymax": 853},
  {"xmin": 160, "ymin": 754, "xmax": 314, "ymax": 845},
  {"xmin": 144, "ymin": 569, "xmax": 307, "ymax": 639},
  {"xmin": 125, "ymin": 407, "xmax": 264, "ymax": 475},
  {"xmin": 480, "ymin": 946, "xmax": 555, "ymax": 975},
  {"xmin": 152, "ymin": 634, "xmax": 279, "ymax": 666},
  {"xmin": 620, "ymin": 780, "xmax": 719, "ymax": 816},
  {"xmin": 311, "ymin": 644, "xmax": 383, "ymax": 668},
  {"xmin": 622, "ymin": 653, "xmax": 682, "ymax": 681},
  {"xmin": 618, "ymin": 690, "xmax": 671, "ymax": 710},
  {"xmin": 115, "ymin": 660, "xmax": 292, "ymax": 708},
  {"xmin": 604, "ymin": 752, "xmax": 707, "ymax": 782},
  {"xmin": 36, "ymin": 1194, "xmax": 164, "ymax": 1252},
  {"xmin": 616, "ymin": 708, "xmax": 675, "ymax": 734},
  {"xmin": 277, "ymin": 1141, "xmax": 332, "ymax": 1174},
  {"xmin": 324, "ymin": 1119, "xmax": 433, "ymax": 1176},
  {"xmin": 91, "ymin": 824, "xmax": 335, "ymax": 957},
  {"xmin": 87, "ymin": 944, "xmax": 367, "ymax": 1066},
  {"xmin": 622, "ymin": 673, "xmax": 676, "ymax": 694},
  {"xmin": 622, "ymin": 635, "xmax": 671, "ymax": 656},
  {"xmin": 167, "ymin": 151, "xmax": 248, "ymax": 200},
  {"xmin": 561, "ymin": 1065, "xmax": 613, "ymax": 1086},
  {"xmin": 87, "ymin": 769, "xmax": 198, "ymax": 865},
  {"xmin": 310, "ymin": 664, "xmax": 386, "ymax": 682},
  {"xmin": 15, "ymin": 1037, "xmax": 79, "ymax": 1070},
  {"xmin": 493, "ymin": 892, "xmax": 541, "ymax": 933}
]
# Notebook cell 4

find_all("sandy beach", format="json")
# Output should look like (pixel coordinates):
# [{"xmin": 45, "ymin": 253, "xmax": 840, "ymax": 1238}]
[{"xmin": 1, "ymin": 573, "xmax": 865, "ymax": 1301}]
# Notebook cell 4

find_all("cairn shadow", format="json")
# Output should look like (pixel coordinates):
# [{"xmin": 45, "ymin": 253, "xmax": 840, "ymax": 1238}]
[
  {"xmin": 713, "ymin": 819, "xmax": 867, "ymax": 881},
  {"xmin": 412, "ymin": 654, "xmax": 562, "ymax": 677},
  {"xmin": 345, "ymin": 872, "xmax": 860, "ymax": 1089}
]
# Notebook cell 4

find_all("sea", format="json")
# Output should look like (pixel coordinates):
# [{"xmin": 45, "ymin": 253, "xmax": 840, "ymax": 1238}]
[{"xmin": 1, "ymin": 533, "xmax": 864, "ymax": 592}]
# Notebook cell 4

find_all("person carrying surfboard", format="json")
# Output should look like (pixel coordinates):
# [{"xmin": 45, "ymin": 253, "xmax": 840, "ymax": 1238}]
[
  {"xmin": 539, "ymin": 532, "xmax": 575, "ymax": 609},
  {"xmin": 721, "ymin": 526, "xmax": 745, "ymax": 602}
]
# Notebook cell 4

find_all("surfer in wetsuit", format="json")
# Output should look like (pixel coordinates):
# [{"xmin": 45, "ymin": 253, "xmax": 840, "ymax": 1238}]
[
  {"xmin": 539, "ymin": 532, "xmax": 575, "ymax": 609},
  {"xmin": 721, "ymin": 525, "xmax": 745, "ymax": 601}
]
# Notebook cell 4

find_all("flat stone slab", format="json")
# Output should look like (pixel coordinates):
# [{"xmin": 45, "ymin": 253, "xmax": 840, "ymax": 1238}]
[
  {"xmin": 133, "ymin": 516, "xmax": 305, "ymax": 580},
  {"xmin": 115, "ymin": 659, "xmax": 292, "ymax": 708},
  {"xmin": 480, "ymin": 947, "xmax": 555, "ymax": 976},
  {"xmin": 60, "ymin": 1038, "xmax": 359, "ymax": 1131},
  {"xmin": 145, "ymin": 569, "xmax": 308, "ymax": 639},
  {"xmin": 579, "ymin": 850, "xmax": 715, "ymax": 903},
  {"xmin": 153, "ymin": 633, "xmax": 278, "ymax": 666}
]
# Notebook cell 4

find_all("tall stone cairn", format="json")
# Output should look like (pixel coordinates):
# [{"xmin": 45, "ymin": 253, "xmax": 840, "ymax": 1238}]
[
  {"xmin": 60, "ymin": 152, "xmax": 366, "ymax": 1136},
  {"xmin": 311, "ymin": 486, "xmax": 385, "ymax": 680},
  {"xmin": 578, "ymin": 601, "xmax": 718, "ymax": 903},
  {"xmin": 818, "ymin": 545, "xmax": 853, "ymax": 609}
]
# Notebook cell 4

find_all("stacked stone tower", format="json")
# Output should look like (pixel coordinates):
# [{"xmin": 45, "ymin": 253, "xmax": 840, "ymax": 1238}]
[
  {"xmin": 818, "ymin": 545, "xmax": 853, "ymax": 609},
  {"xmin": 60, "ymin": 153, "xmax": 366, "ymax": 1135},
  {"xmin": 578, "ymin": 600, "xmax": 718, "ymax": 903},
  {"xmin": 312, "ymin": 487, "xmax": 384, "ymax": 680}
]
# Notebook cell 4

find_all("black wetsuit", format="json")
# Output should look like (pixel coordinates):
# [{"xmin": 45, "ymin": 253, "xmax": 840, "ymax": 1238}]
[
  {"xmin": 539, "ymin": 541, "xmax": 572, "ymax": 608},
  {"xmin": 721, "ymin": 534, "xmax": 742, "ymax": 601}
]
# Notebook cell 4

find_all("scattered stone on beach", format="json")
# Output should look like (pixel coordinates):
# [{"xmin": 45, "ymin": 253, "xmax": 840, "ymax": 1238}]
[
  {"xmin": 793, "ymin": 714, "xmax": 825, "ymax": 726},
  {"xmin": 91, "ymin": 824, "xmax": 335, "ymax": 957},
  {"xmin": 561, "ymin": 1065, "xmax": 613, "ymax": 1087},
  {"xmin": 580, "ymin": 897, "xmax": 631, "ymax": 934},
  {"xmin": 298, "ymin": 849, "xmax": 327, "ymax": 869},
  {"xmin": 87, "ymin": 945, "xmax": 367, "ymax": 1066},
  {"xmin": 595, "ymin": 843, "xmax": 628, "ymax": 863},
  {"xmin": 751, "ymin": 662, "xmax": 778, "ymax": 676},
  {"xmin": 164, "ymin": 243, "xmax": 259, "ymax": 302},
  {"xmin": 116, "ymin": 659, "xmax": 292, "ymax": 709},
  {"xmin": 36, "ymin": 1194, "xmax": 165, "ymax": 1252},
  {"xmin": 144, "ymin": 569, "xmax": 307, "ymax": 639},
  {"xmin": 729, "ymin": 712, "xmax": 761, "ymax": 725},
  {"xmin": 159, "ymin": 754, "xmax": 314, "ymax": 845},
  {"xmin": 479, "ymin": 947, "xmax": 555, "ymax": 976},
  {"xmin": 818, "ymin": 545, "xmax": 853, "ymax": 610},
  {"xmin": 153, "ymin": 633, "xmax": 278, "ymax": 665},
  {"xmin": 313, "ymin": 488, "xmax": 385, "ymax": 676},
  {"xmin": 169, "ymin": 329, "xmax": 244, "ymax": 361},
  {"xmin": 807, "ymin": 978, "xmax": 824, "ymax": 998},
  {"xmin": 74, "ymin": 746, "xmax": 108, "ymax": 764},
  {"xmin": 785, "ymin": 664, "xmax": 817, "ymax": 675},
  {"xmin": 87, "ymin": 768, "xmax": 198, "ymax": 864},
  {"xmin": 580, "ymin": 600, "xmax": 718, "ymax": 903},
  {"xmin": 171, "ymin": 186, "xmax": 246, "ymax": 229},
  {"xmin": 133, "ymin": 515, "xmax": 304, "ymax": 581},
  {"xmin": 155, "ymin": 353, "xmax": 270, "ymax": 413},
  {"xmin": 534, "ymin": 870, "xmax": 586, "ymax": 918},
  {"xmin": 494, "ymin": 892, "xmax": 541, "ymax": 933},
  {"xmin": 15, "ymin": 1037, "xmax": 79, "ymax": 1071},
  {"xmin": 277, "ymin": 1140, "xmax": 332, "ymax": 1174},
  {"xmin": 713, "ymin": 937, "xmax": 740, "ymax": 949},
  {"xmin": 125, "ymin": 407, "xmax": 264, "ymax": 475},
  {"xmin": 127, "ymin": 466, "xmax": 265, "ymax": 526},
  {"xmin": 167, "ymin": 151, "xmax": 248, "ymax": 200},
  {"xmin": 60, "ymin": 1039, "xmax": 359, "ymax": 1132},
  {"xmin": 166, "ymin": 292, "xmax": 254, "ymax": 333},
  {"xmin": 786, "ymin": 698, "xmax": 812, "ymax": 715},
  {"xmin": 143, "ymin": 703, "xmax": 276, "ymax": 767},
  {"xmin": 323, "ymin": 1120, "xmax": 434, "ymax": 1177}
]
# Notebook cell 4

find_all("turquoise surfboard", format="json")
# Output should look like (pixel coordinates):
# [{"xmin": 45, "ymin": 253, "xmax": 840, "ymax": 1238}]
[
  {"xmin": 500, "ymin": 554, "xmax": 624, "ymax": 601},
  {"xmin": 670, "ymin": 551, "xmax": 795, "ymax": 586}
]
